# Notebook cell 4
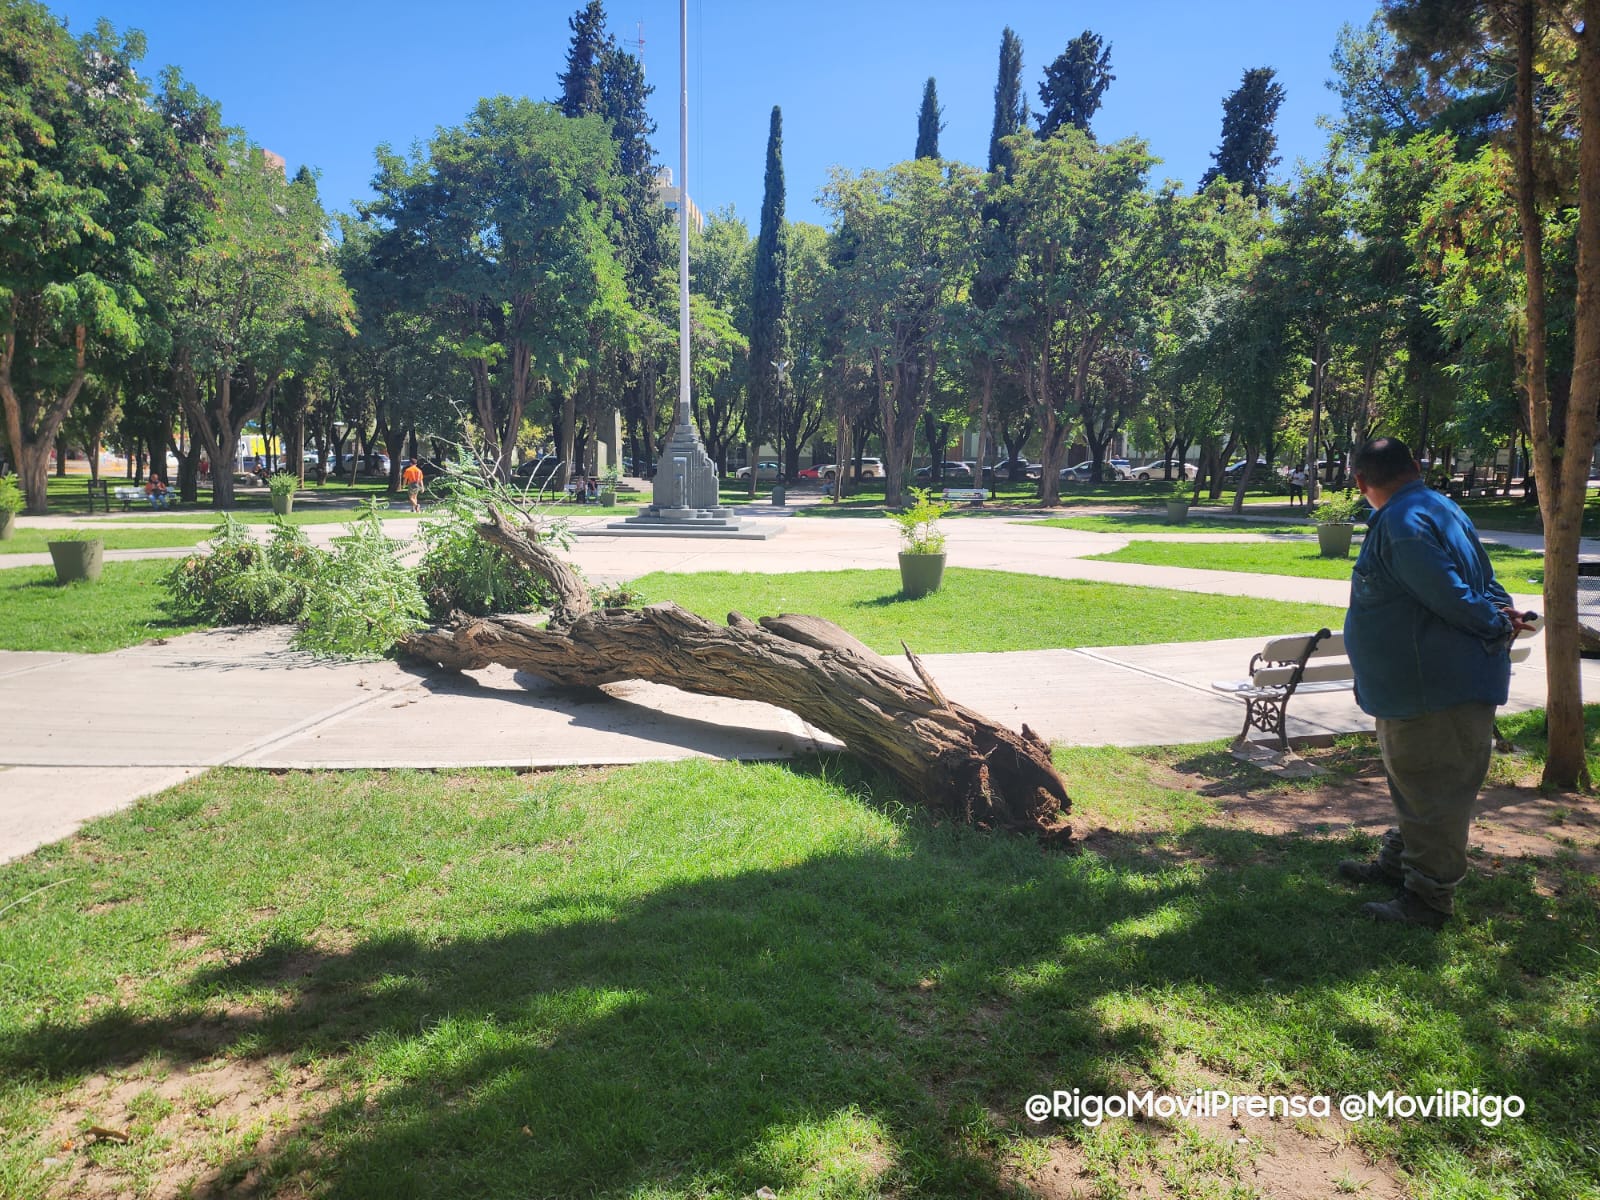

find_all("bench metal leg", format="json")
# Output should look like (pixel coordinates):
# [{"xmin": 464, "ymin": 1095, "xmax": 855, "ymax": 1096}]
[
  {"xmin": 1235, "ymin": 694, "xmax": 1291, "ymax": 753},
  {"xmin": 1232, "ymin": 628, "xmax": 1332, "ymax": 754}
]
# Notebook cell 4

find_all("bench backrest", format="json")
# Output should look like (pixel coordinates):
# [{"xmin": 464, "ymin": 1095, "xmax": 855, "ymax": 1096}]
[
  {"xmin": 1251, "ymin": 628, "xmax": 1537, "ymax": 688},
  {"xmin": 942, "ymin": 488, "xmax": 986, "ymax": 501}
]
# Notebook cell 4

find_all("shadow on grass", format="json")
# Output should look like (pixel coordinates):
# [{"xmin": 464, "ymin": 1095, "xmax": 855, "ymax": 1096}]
[{"xmin": 5, "ymin": 776, "xmax": 1596, "ymax": 1198}]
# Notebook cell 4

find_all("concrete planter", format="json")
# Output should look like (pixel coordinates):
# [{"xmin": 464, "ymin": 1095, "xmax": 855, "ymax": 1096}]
[
  {"xmin": 48, "ymin": 538, "xmax": 103, "ymax": 584},
  {"xmin": 898, "ymin": 552, "xmax": 947, "ymax": 598},
  {"xmin": 598, "ymin": 488, "xmax": 616, "ymax": 506},
  {"xmin": 270, "ymin": 492, "xmax": 295, "ymax": 516},
  {"xmin": 1166, "ymin": 500, "xmax": 1190, "ymax": 524},
  {"xmin": 0, "ymin": 510, "xmax": 14, "ymax": 541},
  {"xmin": 1317, "ymin": 522, "xmax": 1355, "ymax": 558}
]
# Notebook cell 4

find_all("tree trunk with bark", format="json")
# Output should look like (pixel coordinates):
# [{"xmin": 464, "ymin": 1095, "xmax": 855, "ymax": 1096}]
[
  {"xmin": 0, "ymin": 321, "xmax": 87, "ymax": 514},
  {"xmin": 400, "ymin": 510, "xmax": 1073, "ymax": 842},
  {"xmin": 1520, "ymin": 0, "xmax": 1600, "ymax": 788}
]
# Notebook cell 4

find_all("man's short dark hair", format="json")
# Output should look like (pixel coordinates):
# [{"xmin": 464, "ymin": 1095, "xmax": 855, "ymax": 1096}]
[{"xmin": 1352, "ymin": 437, "xmax": 1420, "ymax": 489}]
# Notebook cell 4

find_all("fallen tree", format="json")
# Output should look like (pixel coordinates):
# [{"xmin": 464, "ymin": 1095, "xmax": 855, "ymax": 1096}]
[{"xmin": 399, "ymin": 510, "xmax": 1073, "ymax": 842}]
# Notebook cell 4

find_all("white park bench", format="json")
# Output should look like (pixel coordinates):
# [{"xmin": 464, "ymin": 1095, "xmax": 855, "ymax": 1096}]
[
  {"xmin": 941, "ymin": 487, "xmax": 987, "ymax": 505},
  {"xmin": 113, "ymin": 486, "xmax": 170, "ymax": 511},
  {"xmin": 1212, "ymin": 623, "xmax": 1540, "ymax": 751}
]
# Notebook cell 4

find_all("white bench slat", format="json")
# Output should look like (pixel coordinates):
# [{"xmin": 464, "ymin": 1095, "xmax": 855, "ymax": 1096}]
[
  {"xmin": 1262, "ymin": 632, "xmax": 1345, "ymax": 660},
  {"xmin": 941, "ymin": 488, "xmax": 986, "ymax": 501},
  {"xmin": 1212, "ymin": 678, "xmax": 1355, "ymax": 698},
  {"xmin": 1250, "ymin": 661, "xmax": 1356, "ymax": 688},
  {"xmin": 1237, "ymin": 641, "xmax": 1532, "ymax": 690}
]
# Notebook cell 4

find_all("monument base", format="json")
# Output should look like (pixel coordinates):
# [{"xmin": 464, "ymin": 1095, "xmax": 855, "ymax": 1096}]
[{"xmin": 572, "ymin": 506, "xmax": 783, "ymax": 540}]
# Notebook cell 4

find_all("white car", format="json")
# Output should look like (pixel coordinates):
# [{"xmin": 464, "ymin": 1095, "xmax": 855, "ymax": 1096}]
[
  {"xmin": 821, "ymin": 457, "xmax": 884, "ymax": 480},
  {"xmin": 735, "ymin": 460, "xmax": 783, "ymax": 481},
  {"xmin": 1135, "ymin": 460, "xmax": 1188, "ymax": 480}
]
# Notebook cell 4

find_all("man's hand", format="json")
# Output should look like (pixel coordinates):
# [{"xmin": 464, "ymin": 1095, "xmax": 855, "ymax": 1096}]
[{"xmin": 1502, "ymin": 607, "xmax": 1540, "ymax": 635}]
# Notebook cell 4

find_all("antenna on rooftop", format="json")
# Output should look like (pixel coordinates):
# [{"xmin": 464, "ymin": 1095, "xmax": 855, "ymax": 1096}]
[{"xmin": 625, "ymin": 19, "xmax": 645, "ymax": 73}]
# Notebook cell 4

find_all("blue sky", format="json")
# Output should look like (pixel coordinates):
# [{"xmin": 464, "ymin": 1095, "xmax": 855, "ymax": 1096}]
[{"xmin": 52, "ymin": 0, "xmax": 1382, "ymax": 227}]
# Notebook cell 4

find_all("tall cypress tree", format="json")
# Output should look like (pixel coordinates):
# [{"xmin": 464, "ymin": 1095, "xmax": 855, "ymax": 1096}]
[
  {"xmin": 748, "ymin": 106, "xmax": 788, "ymax": 474},
  {"xmin": 558, "ymin": 1, "xmax": 608, "ymax": 118},
  {"xmin": 1200, "ymin": 67, "xmax": 1287, "ymax": 199},
  {"xmin": 915, "ymin": 77, "xmax": 943, "ymax": 159},
  {"xmin": 1037, "ymin": 30, "xmax": 1114, "ymax": 137},
  {"xmin": 988, "ymin": 27, "xmax": 1028, "ymax": 176},
  {"xmin": 599, "ymin": 40, "xmax": 667, "ymax": 289}
]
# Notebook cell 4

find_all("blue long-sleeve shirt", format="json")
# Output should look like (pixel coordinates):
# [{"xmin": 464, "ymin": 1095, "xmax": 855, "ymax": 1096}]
[{"xmin": 1344, "ymin": 479, "xmax": 1514, "ymax": 719}]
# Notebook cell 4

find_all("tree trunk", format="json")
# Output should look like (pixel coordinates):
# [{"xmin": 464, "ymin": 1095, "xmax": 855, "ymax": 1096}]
[
  {"xmin": 400, "ymin": 510, "xmax": 1074, "ymax": 842},
  {"xmin": 1231, "ymin": 441, "xmax": 1258, "ymax": 515},
  {"xmin": 1516, "ymin": 0, "xmax": 1593, "ymax": 788},
  {"xmin": 975, "ymin": 362, "xmax": 994, "ymax": 493}
]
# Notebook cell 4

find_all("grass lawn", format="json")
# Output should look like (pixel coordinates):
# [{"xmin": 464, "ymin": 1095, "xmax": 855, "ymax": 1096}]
[
  {"xmin": 41, "ymin": 476, "xmax": 399, "ymax": 519},
  {"xmin": 0, "ymin": 528, "xmax": 212, "ymax": 556},
  {"xmin": 0, "ymin": 749, "xmax": 1593, "ymax": 1199},
  {"xmin": 793, "ymin": 483, "xmax": 1299, "ymax": 519},
  {"xmin": 0, "ymin": 560, "xmax": 208, "ymax": 652},
  {"xmin": 629, "ymin": 568, "xmax": 1346, "ymax": 654},
  {"xmin": 1088, "ymin": 540, "xmax": 1548, "ymax": 591},
  {"xmin": 97, "ymin": 495, "xmax": 656, "ymax": 525},
  {"xmin": 91, "ymin": 502, "xmax": 418, "ymax": 527},
  {"xmin": 1455, "ymin": 493, "xmax": 1600, "ymax": 536},
  {"xmin": 1028, "ymin": 512, "xmax": 1330, "ymax": 537}
]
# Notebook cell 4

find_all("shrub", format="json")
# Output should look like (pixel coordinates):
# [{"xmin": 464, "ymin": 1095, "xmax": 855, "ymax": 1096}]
[
  {"xmin": 887, "ymin": 488, "xmax": 952, "ymax": 555},
  {"xmin": 268, "ymin": 472, "xmax": 298, "ymax": 500},
  {"xmin": 1312, "ymin": 490, "xmax": 1369, "ymax": 524},
  {"xmin": 162, "ymin": 516, "xmax": 322, "ymax": 626},
  {"xmin": 0, "ymin": 476, "xmax": 23, "ymax": 515}
]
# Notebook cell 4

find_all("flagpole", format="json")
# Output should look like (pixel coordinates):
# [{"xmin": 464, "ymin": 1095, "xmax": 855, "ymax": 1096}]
[{"xmin": 677, "ymin": 0, "xmax": 691, "ymax": 428}]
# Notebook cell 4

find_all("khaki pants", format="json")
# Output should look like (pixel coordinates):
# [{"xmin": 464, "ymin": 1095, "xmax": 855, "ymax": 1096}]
[{"xmin": 1373, "ymin": 702, "xmax": 1498, "ymax": 914}]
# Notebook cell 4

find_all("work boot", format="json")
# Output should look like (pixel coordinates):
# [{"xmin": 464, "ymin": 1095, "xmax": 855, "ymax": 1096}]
[
  {"xmin": 1336, "ymin": 858, "xmax": 1403, "ymax": 887},
  {"xmin": 1361, "ymin": 889, "xmax": 1450, "ymax": 930}
]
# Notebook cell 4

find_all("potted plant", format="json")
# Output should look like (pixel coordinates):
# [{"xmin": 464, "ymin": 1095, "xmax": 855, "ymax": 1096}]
[
  {"xmin": 0, "ymin": 476, "xmax": 22, "ymax": 540},
  {"xmin": 1311, "ymin": 490, "xmax": 1368, "ymax": 558},
  {"xmin": 888, "ymin": 488, "xmax": 952, "ymax": 598},
  {"xmin": 598, "ymin": 466, "xmax": 620, "ymax": 507},
  {"xmin": 46, "ymin": 529, "xmax": 104, "ymax": 584},
  {"xmin": 268, "ymin": 472, "xmax": 298, "ymax": 516},
  {"xmin": 1166, "ymin": 493, "xmax": 1191, "ymax": 524}
]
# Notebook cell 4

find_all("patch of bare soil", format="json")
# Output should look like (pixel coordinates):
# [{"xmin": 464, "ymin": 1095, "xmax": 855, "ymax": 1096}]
[
  {"xmin": 1006, "ymin": 1110, "xmax": 1408, "ymax": 1200},
  {"xmin": 39, "ymin": 1054, "xmax": 336, "ymax": 1200},
  {"xmin": 1153, "ymin": 754, "xmax": 1600, "ymax": 878}
]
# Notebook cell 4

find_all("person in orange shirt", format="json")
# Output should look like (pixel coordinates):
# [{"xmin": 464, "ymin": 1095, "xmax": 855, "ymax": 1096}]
[{"xmin": 401, "ymin": 459, "xmax": 425, "ymax": 512}]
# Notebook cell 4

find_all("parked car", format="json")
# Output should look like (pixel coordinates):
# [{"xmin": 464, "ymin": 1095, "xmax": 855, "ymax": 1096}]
[
  {"xmin": 821, "ymin": 457, "xmax": 884, "ymax": 480},
  {"xmin": 985, "ymin": 459, "xmax": 1041, "ymax": 481},
  {"xmin": 735, "ymin": 460, "xmax": 783, "ymax": 481},
  {"xmin": 913, "ymin": 461, "xmax": 974, "ymax": 481},
  {"xmin": 1135, "ymin": 460, "xmax": 1187, "ymax": 480},
  {"xmin": 796, "ymin": 464, "xmax": 825, "ymax": 480},
  {"xmin": 1059, "ymin": 460, "xmax": 1128, "ymax": 482},
  {"xmin": 1223, "ymin": 457, "xmax": 1270, "ymax": 481}
]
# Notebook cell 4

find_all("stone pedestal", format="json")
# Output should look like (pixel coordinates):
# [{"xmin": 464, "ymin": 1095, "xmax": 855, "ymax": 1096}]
[{"xmin": 615, "ymin": 413, "xmax": 747, "ymax": 533}]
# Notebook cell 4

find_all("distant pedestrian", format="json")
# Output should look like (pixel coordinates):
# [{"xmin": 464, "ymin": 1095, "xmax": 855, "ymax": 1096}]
[
  {"xmin": 1288, "ymin": 466, "xmax": 1307, "ymax": 509},
  {"xmin": 402, "ymin": 459, "xmax": 425, "ymax": 512}
]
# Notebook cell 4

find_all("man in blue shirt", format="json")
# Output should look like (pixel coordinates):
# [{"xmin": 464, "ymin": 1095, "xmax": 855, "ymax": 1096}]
[{"xmin": 1339, "ymin": 437, "xmax": 1533, "ymax": 929}]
